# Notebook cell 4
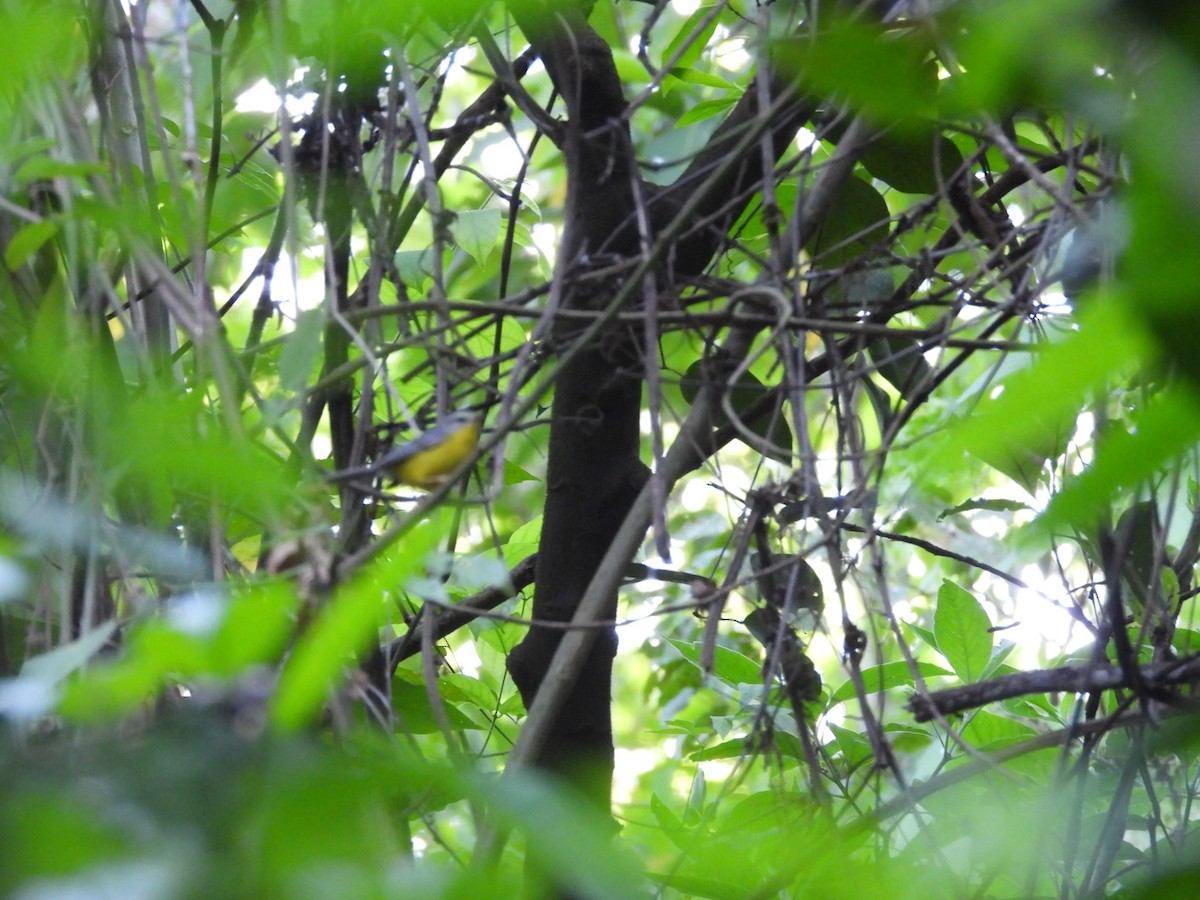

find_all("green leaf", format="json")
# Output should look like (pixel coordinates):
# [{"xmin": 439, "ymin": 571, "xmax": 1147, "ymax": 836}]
[
  {"xmin": 276, "ymin": 308, "xmax": 326, "ymax": 400},
  {"xmin": 676, "ymin": 96, "xmax": 738, "ymax": 128},
  {"xmin": 3, "ymin": 217, "xmax": 58, "ymax": 270},
  {"xmin": 691, "ymin": 737, "xmax": 751, "ymax": 761},
  {"xmin": 668, "ymin": 66, "xmax": 737, "ymax": 91},
  {"xmin": 651, "ymin": 791, "xmax": 683, "ymax": 838},
  {"xmin": 394, "ymin": 247, "xmax": 436, "ymax": 287},
  {"xmin": 452, "ymin": 208, "xmax": 502, "ymax": 266},
  {"xmin": 867, "ymin": 333, "xmax": 934, "ymax": 400},
  {"xmin": 774, "ymin": 22, "xmax": 936, "ymax": 123},
  {"xmin": 934, "ymin": 581, "xmax": 993, "ymax": 683},
  {"xmin": 961, "ymin": 710, "xmax": 1037, "ymax": 751},
  {"xmin": 391, "ymin": 678, "xmax": 480, "ymax": 733},
  {"xmin": 210, "ymin": 581, "xmax": 301, "ymax": 676},
  {"xmin": 827, "ymin": 722, "xmax": 873, "ymax": 765},
  {"xmin": 481, "ymin": 770, "xmax": 646, "ymax": 898},
  {"xmin": 861, "ymin": 131, "xmax": 964, "ymax": 195},
  {"xmin": 938, "ymin": 497, "xmax": 1031, "ymax": 520},
  {"xmin": 21, "ymin": 620, "xmax": 118, "ymax": 683},
  {"xmin": 984, "ymin": 640, "xmax": 1017, "ymax": 680},
  {"xmin": 1041, "ymin": 387, "xmax": 1200, "ymax": 532},
  {"xmin": 13, "ymin": 157, "xmax": 107, "ymax": 183},
  {"xmin": 661, "ymin": 6, "xmax": 721, "ymax": 73},
  {"xmin": 679, "ymin": 361, "xmax": 791, "ymax": 463},
  {"xmin": 939, "ymin": 298, "xmax": 1153, "ymax": 495},
  {"xmin": 58, "ymin": 583, "xmax": 300, "ymax": 722},
  {"xmin": 830, "ymin": 661, "xmax": 953, "ymax": 703},
  {"xmin": 805, "ymin": 176, "xmax": 890, "ymax": 267},
  {"xmin": 438, "ymin": 672, "xmax": 497, "ymax": 709},
  {"xmin": 708, "ymin": 644, "xmax": 762, "ymax": 687},
  {"xmin": 508, "ymin": 515, "xmax": 542, "ymax": 547},
  {"xmin": 668, "ymin": 638, "xmax": 761, "ymax": 685},
  {"xmin": 271, "ymin": 510, "xmax": 450, "ymax": 731}
]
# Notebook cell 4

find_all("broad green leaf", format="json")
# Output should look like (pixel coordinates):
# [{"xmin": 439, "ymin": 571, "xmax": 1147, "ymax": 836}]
[
  {"xmin": 806, "ymin": 175, "xmax": 890, "ymax": 268},
  {"xmin": 774, "ymin": 22, "xmax": 936, "ymax": 123},
  {"xmin": 660, "ymin": 6, "xmax": 721, "ymax": 73},
  {"xmin": 210, "ymin": 581, "xmax": 301, "ymax": 675},
  {"xmin": 984, "ymin": 640, "xmax": 1017, "ymax": 679},
  {"xmin": 830, "ymin": 661, "xmax": 953, "ymax": 703},
  {"xmin": 21, "ymin": 620, "xmax": 118, "ymax": 683},
  {"xmin": 452, "ymin": 208, "xmax": 502, "ymax": 265},
  {"xmin": 481, "ymin": 770, "xmax": 645, "ymax": 898},
  {"xmin": 1040, "ymin": 387, "xmax": 1200, "ymax": 532},
  {"xmin": 867, "ymin": 334, "xmax": 934, "ymax": 400},
  {"xmin": 394, "ymin": 247, "xmax": 436, "ymax": 288},
  {"xmin": 961, "ymin": 710, "xmax": 1037, "ymax": 751},
  {"xmin": 58, "ymin": 583, "xmax": 300, "ymax": 722},
  {"xmin": 938, "ymin": 498, "xmax": 1031, "ymax": 520},
  {"xmin": 276, "ymin": 307, "xmax": 326, "ymax": 400},
  {"xmin": 949, "ymin": 0, "xmax": 1110, "ymax": 114},
  {"xmin": 272, "ymin": 510, "xmax": 450, "ymax": 731},
  {"xmin": 3, "ymin": 217, "xmax": 58, "ymax": 270},
  {"xmin": 676, "ymin": 96, "xmax": 738, "ymax": 128},
  {"xmin": 679, "ymin": 361, "xmax": 791, "ymax": 463},
  {"xmin": 508, "ymin": 515, "xmax": 543, "ymax": 547},
  {"xmin": 503, "ymin": 458, "xmax": 540, "ymax": 485},
  {"xmin": 708, "ymin": 644, "xmax": 761, "ymax": 687},
  {"xmin": 391, "ymin": 678, "xmax": 479, "ymax": 733},
  {"xmin": 938, "ymin": 297, "xmax": 1153, "ymax": 495},
  {"xmin": 668, "ymin": 638, "xmax": 761, "ymax": 686},
  {"xmin": 668, "ymin": 66, "xmax": 737, "ymax": 91},
  {"xmin": 827, "ymin": 722, "xmax": 873, "ymax": 765},
  {"xmin": 112, "ymin": 386, "xmax": 294, "ymax": 521},
  {"xmin": 934, "ymin": 581, "xmax": 993, "ymax": 683},
  {"xmin": 861, "ymin": 131, "xmax": 964, "ymax": 195},
  {"xmin": 651, "ymin": 792, "xmax": 684, "ymax": 850},
  {"xmin": 438, "ymin": 672, "xmax": 497, "ymax": 709},
  {"xmin": 840, "ymin": 269, "xmax": 895, "ymax": 312},
  {"xmin": 59, "ymin": 623, "xmax": 207, "ymax": 722},
  {"xmin": 691, "ymin": 737, "xmax": 751, "ymax": 761}
]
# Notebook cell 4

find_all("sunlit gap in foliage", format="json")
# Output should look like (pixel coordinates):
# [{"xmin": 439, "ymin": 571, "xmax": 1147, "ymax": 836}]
[
  {"xmin": 794, "ymin": 126, "xmax": 817, "ymax": 153},
  {"xmin": 234, "ymin": 73, "xmax": 315, "ymax": 117},
  {"xmin": 230, "ymin": 250, "xmax": 323, "ymax": 319},
  {"xmin": 713, "ymin": 33, "xmax": 750, "ymax": 73},
  {"xmin": 439, "ymin": 43, "xmax": 476, "ymax": 75},
  {"xmin": 530, "ymin": 223, "xmax": 559, "ymax": 268},
  {"xmin": 452, "ymin": 641, "xmax": 483, "ymax": 680},
  {"xmin": 1040, "ymin": 275, "xmax": 1077, "ymax": 318},
  {"xmin": 640, "ymin": 409, "xmax": 680, "ymax": 453},
  {"xmin": 1013, "ymin": 571, "xmax": 1092, "ymax": 660},
  {"xmin": 478, "ymin": 139, "xmax": 531, "ymax": 184},
  {"xmin": 231, "ymin": 70, "xmax": 319, "ymax": 335},
  {"xmin": 612, "ymin": 748, "xmax": 661, "ymax": 806},
  {"xmin": 678, "ymin": 478, "xmax": 710, "ymax": 513},
  {"xmin": 619, "ymin": 558, "xmax": 673, "ymax": 654}
]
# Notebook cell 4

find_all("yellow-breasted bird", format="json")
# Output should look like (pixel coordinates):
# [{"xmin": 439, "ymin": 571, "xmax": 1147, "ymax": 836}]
[{"xmin": 330, "ymin": 410, "xmax": 481, "ymax": 489}]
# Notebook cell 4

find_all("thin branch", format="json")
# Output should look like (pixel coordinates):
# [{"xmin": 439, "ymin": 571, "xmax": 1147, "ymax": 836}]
[{"xmin": 908, "ymin": 652, "xmax": 1200, "ymax": 722}]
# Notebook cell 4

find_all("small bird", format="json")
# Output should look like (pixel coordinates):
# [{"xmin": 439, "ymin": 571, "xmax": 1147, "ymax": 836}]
[{"xmin": 330, "ymin": 410, "xmax": 481, "ymax": 489}]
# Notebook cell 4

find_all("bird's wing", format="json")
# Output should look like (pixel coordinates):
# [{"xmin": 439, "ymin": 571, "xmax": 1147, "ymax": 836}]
[{"xmin": 371, "ymin": 428, "xmax": 445, "ymax": 470}]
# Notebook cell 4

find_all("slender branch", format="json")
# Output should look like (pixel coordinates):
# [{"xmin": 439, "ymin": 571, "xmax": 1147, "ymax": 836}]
[
  {"xmin": 387, "ymin": 555, "xmax": 537, "ymax": 669},
  {"xmin": 838, "ymin": 522, "xmax": 1030, "ymax": 589},
  {"xmin": 908, "ymin": 652, "xmax": 1200, "ymax": 722}
]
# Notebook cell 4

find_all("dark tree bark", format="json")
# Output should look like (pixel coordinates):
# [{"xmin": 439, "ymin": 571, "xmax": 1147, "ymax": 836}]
[
  {"xmin": 504, "ymin": 0, "xmax": 816, "ymax": 813},
  {"xmin": 504, "ymin": 0, "xmax": 648, "ymax": 808}
]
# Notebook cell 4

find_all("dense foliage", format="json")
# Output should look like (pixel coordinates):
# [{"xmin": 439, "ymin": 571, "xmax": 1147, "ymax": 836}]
[{"xmin": 3, "ymin": 0, "xmax": 1200, "ymax": 896}]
